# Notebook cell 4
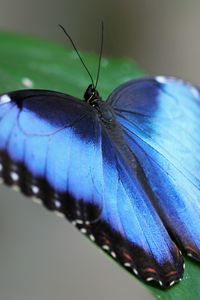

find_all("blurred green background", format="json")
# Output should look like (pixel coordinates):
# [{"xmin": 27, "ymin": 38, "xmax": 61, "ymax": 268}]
[{"xmin": 0, "ymin": 1, "xmax": 200, "ymax": 300}]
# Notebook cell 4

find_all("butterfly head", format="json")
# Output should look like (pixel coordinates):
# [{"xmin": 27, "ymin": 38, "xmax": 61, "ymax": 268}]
[{"xmin": 84, "ymin": 84, "xmax": 101, "ymax": 107}]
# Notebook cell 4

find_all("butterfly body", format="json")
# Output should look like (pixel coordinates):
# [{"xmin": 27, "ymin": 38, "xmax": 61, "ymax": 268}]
[{"xmin": 1, "ymin": 75, "xmax": 200, "ymax": 288}]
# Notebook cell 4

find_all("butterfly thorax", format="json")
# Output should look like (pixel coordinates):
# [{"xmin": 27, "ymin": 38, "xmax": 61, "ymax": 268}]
[{"xmin": 84, "ymin": 84, "xmax": 114, "ymax": 125}]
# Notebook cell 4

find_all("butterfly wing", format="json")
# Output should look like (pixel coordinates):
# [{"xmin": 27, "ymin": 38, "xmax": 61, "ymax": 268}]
[
  {"xmin": 98, "ymin": 127, "xmax": 183, "ymax": 288},
  {"xmin": 0, "ymin": 90, "xmax": 104, "ymax": 222},
  {"xmin": 108, "ymin": 76, "xmax": 200, "ymax": 261},
  {"xmin": 0, "ymin": 88, "xmax": 183, "ymax": 288}
]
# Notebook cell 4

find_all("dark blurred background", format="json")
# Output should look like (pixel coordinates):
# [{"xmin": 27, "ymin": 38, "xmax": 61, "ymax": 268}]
[{"xmin": 0, "ymin": 1, "xmax": 200, "ymax": 300}]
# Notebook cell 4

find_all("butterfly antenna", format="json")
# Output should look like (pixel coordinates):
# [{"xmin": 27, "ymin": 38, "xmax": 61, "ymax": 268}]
[
  {"xmin": 59, "ymin": 24, "xmax": 95, "ymax": 87},
  {"xmin": 94, "ymin": 21, "xmax": 104, "ymax": 89}
]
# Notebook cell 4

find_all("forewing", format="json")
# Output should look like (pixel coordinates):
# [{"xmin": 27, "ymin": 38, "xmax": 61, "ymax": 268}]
[
  {"xmin": 108, "ymin": 76, "xmax": 200, "ymax": 260},
  {"xmin": 0, "ymin": 90, "xmax": 103, "ymax": 221}
]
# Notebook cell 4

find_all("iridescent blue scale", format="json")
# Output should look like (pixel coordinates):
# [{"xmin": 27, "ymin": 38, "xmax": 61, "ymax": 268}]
[{"xmin": 0, "ymin": 75, "xmax": 200, "ymax": 288}]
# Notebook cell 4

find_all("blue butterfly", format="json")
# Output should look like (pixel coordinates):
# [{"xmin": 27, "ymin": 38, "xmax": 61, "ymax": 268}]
[{"xmin": 1, "ymin": 73, "xmax": 200, "ymax": 288}]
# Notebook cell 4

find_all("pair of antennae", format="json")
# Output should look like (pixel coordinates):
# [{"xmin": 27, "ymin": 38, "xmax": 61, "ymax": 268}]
[{"xmin": 59, "ymin": 23, "xmax": 104, "ymax": 89}]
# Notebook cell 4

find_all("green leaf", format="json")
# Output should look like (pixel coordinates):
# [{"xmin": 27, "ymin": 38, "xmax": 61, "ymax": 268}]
[
  {"xmin": 0, "ymin": 31, "xmax": 199, "ymax": 300},
  {"xmin": 0, "ymin": 31, "xmax": 143, "ymax": 98}
]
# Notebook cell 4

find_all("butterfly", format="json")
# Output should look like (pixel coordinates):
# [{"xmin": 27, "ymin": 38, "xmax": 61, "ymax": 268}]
[
  {"xmin": 1, "ymin": 23, "xmax": 200, "ymax": 289},
  {"xmin": 1, "ymin": 73, "xmax": 200, "ymax": 289}
]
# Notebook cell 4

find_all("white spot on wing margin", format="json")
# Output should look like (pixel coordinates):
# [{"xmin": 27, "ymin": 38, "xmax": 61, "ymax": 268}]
[
  {"xmin": 0, "ymin": 95, "xmax": 11, "ymax": 104},
  {"xmin": 31, "ymin": 185, "xmax": 39, "ymax": 194},
  {"xmin": 10, "ymin": 171, "xmax": 19, "ymax": 181},
  {"xmin": 155, "ymin": 76, "xmax": 168, "ymax": 84}
]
